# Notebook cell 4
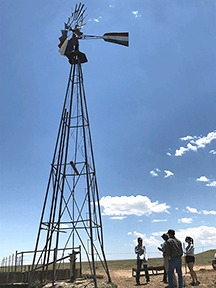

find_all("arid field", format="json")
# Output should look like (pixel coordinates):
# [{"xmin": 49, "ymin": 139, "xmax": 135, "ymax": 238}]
[{"xmin": 44, "ymin": 265, "xmax": 216, "ymax": 288}]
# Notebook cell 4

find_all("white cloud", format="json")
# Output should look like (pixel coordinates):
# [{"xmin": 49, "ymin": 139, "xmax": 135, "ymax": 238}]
[
  {"xmin": 180, "ymin": 136, "xmax": 195, "ymax": 141},
  {"xmin": 100, "ymin": 195, "xmax": 170, "ymax": 217},
  {"xmin": 132, "ymin": 11, "xmax": 141, "ymax": 18},
  {"xmin": 150, "ymin": 170, "xmax": 158, "ymax": 177},
  {"xmin": 186, "ymin": 206, "xmax": 200, "ymax": 214},
  {"xmin": 178, "ymin": 218, "xmax": 193, "ymax": 224},
  {"xmin": 60, "ymin": 224, "xmax": 69, "ymax": 229},
  {"xmin": 176, "ymin": 226, "xmax": 216, "ymax": 247},
  {"xmin": 128, "ymin": 232, "xmax": 132, "ymax": 235},
  {"xmin": 209, "ymin": 150, "xmax": 216, "ymax": 154},
  {"xmin": 133, "ymin": 231, "xmax": 161, "ymax": 247},
  {"xmin": 186, "ymin": 206, "xmax": 216, "ymax": 215},
  {"xmin": 175, "ymin": 143, "xmax": 197, "ymax": 156},
  {"xmin": 175, "ymin": 131, "xmax": 216, "ymax": 156},
  {"xmin": 196, "ymin": 176, "xmax": 209, "ymax": 182},
  {"xmin": 167, "ymin": 152, "xmax": 171, "ymax": 156},
  {"xmin": 110, "ymin": 216, "xmax": 126, "ymax": 220},
  {"xmin": 175, "ymin": 146, "xmax": 187, "ymax": 156},
  {"xmin": 135, "ymin": 226, "xmax": 216, "ymax": 251},
  {"xmin": 192, "ymin": 131, "xmax": 216, "ymax": 148},
  {"xmin": 150, "ymin": 168, "xmax": 161, "ymax": 177},
  {"xmin": 206, "ymin": 181, "xmax": 216, "ymax": 187},
  {"xmin": 164, "ymin": 170, "xmax": 174, "ymax": 178},
  {"xmin": 152, "ymin": 219, "xmax": 167, "ymax": 223},
  {"xmin": 202, "ymin": 210, "xmax": 216, "ymax": 215}
]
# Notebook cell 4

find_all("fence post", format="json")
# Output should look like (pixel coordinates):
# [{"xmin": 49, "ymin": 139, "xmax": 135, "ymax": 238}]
[
  {"xmin": 21, "ymin": 252, "xmax": 24, "ymax": 272},
  {"xmin": 12, "ymin": 254, "xmax": 14, "ymax": 272},
  {"xmin": 79, "ymin": 245, "xmax": 82, "ymax": 277},
  {"xmin": 15, "ymin": 251, "xmax": 18, "ymax": 272},
  {"xmin": 8, "ymin": 255, "xmax": 11, "ymax": 272},
  {"xmin": 5, "ymin": 257, "xmax": 7, "ymax": 272}
]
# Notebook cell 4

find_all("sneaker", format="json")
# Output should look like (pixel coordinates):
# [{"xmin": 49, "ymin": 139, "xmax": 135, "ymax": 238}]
[{"xmin": 196, "ymin": 281, "xmax": 200, "ymax": 285}]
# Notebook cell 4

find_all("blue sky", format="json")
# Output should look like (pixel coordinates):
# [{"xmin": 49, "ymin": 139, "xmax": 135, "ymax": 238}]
[{"xmin": 1, "ymin": 0, "xmax": 216, "ymax": 263}]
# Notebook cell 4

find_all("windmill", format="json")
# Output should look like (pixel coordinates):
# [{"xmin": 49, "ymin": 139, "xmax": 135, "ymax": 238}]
[{"xmin": 29, "ymin": 3, "xmax": 128, "ymax": 288}]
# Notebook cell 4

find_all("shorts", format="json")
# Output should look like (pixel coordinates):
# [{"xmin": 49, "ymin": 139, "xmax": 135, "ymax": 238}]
[{"xmin": 186, "ymin": 256, "xmax": 195, "ymax": 264}]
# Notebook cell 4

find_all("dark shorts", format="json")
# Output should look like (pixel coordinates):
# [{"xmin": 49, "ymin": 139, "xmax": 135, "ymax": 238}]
[{"xmin": 186, "ymin": 256, "xmax": 195, "ymax": 264}]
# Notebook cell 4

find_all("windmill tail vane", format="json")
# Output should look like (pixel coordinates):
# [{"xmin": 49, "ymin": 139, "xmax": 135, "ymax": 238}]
[{"xmin": 102, "ymin": 32, "xmax": 129, "ymax": 47}]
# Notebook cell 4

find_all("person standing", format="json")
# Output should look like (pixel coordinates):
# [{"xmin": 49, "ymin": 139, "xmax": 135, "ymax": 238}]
[
  {"xmin": 158, "ymin": 233, "xmax": 177, "ymax": 286},
  {"xmin": 158, "ymin": 233, "xmax": 169, "ymax": 283},
  {"xmin": 185, "ymin": 236, "xmax": 200, "ymax": 286},
  {"xmin": 166, "ymin": 229, "xmax": 183, "ymax": 288},
  {"xmin": 135, "ymin": 237, "xmax": 150, "ymax": 285}
]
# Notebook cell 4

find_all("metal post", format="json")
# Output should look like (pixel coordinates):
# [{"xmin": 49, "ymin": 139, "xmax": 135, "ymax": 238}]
[
  {"xmin": 8, "ymin": 255, "xmax": 11, "ymax": 272},
  {"xmin": 21, "ymin": 252, "xmax": 23, "ymax": 272},
  {"xmin": 53, "ymin": 248, "xmax": 57, "ymax": 286},
  {"xmin": 15, "ymin": 251, "xmax": 18, "ymax": 272},
  {"xmin": 79, "ymin": 245, "xmax": 82, "ymax": 277},
  {"xmin": 12, "ymin": 254, "xmax": 14, "ymax": 272}
]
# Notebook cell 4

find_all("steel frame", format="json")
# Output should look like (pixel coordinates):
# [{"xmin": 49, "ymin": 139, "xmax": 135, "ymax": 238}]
[{"xmin": 28, "ymin": 52, "xmax": 111, "ymax": 287}]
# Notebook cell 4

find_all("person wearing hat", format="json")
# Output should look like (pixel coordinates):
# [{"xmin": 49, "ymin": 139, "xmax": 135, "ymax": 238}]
[
  {"xmin": 158, "ymin": 233, "xmax": 177, "ymax": 286},
  {"xmin": 135, "ymin": 237, "xmax": 150, "ymax": 285},
  {"xmin": 166, "ymin": 229, "xmax": 183, "ymax": 288}
]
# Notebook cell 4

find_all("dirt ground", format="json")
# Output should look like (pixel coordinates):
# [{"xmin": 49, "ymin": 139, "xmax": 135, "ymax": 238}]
[
  {"xmin": 105, "ymin": 265, "xmax": 216, "ymax": 288},
  {"xmin": 46, "ymin": 265, "xmax": 216, "ymax": 288}
]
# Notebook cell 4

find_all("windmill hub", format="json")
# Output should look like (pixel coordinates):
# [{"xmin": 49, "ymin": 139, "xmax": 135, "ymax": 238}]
[{"xmin": 58, "ymin": 3, "xmax": 128, "ymax": 64}]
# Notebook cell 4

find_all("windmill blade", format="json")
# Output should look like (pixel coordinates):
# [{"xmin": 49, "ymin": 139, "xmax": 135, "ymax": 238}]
[
  {"xmin": 72, "ymin": 3, "xmax": 84, "ymax": 25},
  {"xmin": 76, "ymin": 4, "xmax": 85, "ymax": 20},
  {"xmin": 76, "ymin": 23, "xmax": 86, "ymax": 30},
  {"xmin": 72, "ymin": 3, "xmax": 80, "ymax": 22},
  {"xmin": 76, "ymin": 7, "xmax": 87, "ymax": 24},
  {"xmin": 67, "ymin": 4, "xmax": 86, "ymax": 29},
  {"xmin": 102, "ymin": 32, "xmax": 129, "ymax": 47}
]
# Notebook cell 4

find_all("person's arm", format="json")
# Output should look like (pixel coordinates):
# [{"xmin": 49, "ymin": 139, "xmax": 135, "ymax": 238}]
[
  {"xmin": 185, "ymin": 244, "xmax": 194, "ymax": 254},
  {"xmin": 135, "ymin": 246, "xmax": 143, "ymax": 254},
  {"xmin": 158, "ymin": 247, "xmax": 165, "ymax": 252}
]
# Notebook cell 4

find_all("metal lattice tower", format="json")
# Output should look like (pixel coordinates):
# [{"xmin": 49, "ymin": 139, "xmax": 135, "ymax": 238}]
[{"xmin": 29, "ymin": 3, "xmax": 128, "ymax": 287}]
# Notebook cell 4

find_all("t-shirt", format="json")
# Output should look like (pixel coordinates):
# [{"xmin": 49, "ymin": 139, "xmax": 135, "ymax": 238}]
[
  {"xmin": 166, "ymin": 237, "xmax": 183, "ymax": 258},
  {"xmin": 186, "ymin": 243, "xmax": 195, "ymax": 257},
  {"xmin": 161, "ymin": 242, "xmax": 167, "ymax": 257},
  {"xmin": 135, "ymin": 245, "xmax": 148, "ymax": 264}
]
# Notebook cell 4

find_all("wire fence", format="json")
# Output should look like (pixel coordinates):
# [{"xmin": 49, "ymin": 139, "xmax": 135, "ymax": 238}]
[
  {"xmin": 1, "ymin": 251, "xmax": 25, "ymax": 273},
  {"xmin": 0, "ymin": 249, "xmax": 72, "ymax": 273},
  {"xmin": 0, "ymin": 245, "xmax": 215, "ymax": 273}
]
